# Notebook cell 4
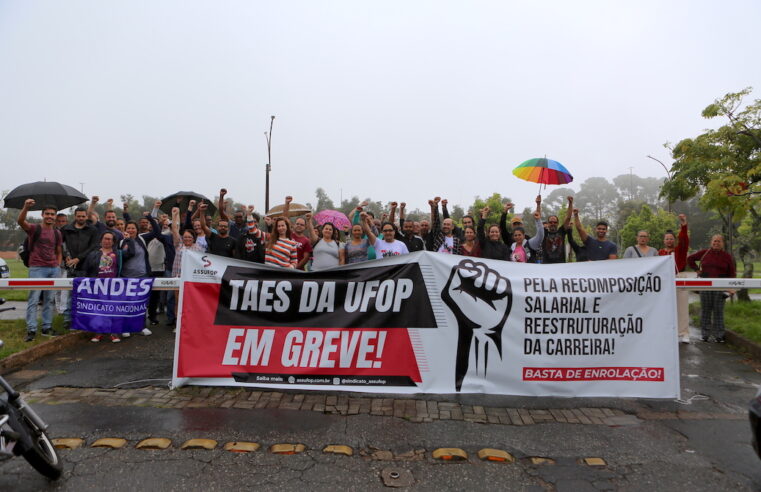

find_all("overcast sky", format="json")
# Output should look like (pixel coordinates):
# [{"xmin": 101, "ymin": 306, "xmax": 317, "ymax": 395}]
[{"xmin": 1, "ymin": 0, "xmax": 759, "ymax": 215}]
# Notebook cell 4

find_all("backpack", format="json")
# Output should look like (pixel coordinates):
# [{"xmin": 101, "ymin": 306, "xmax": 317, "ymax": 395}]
[{"xmin": 20, "ymin": 226, "xmax": 61, "ymax": 267}]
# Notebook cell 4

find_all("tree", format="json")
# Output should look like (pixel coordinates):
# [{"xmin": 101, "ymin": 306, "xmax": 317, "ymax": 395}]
[
  {"xmin": 543, "ymin": 187, "xmax": 575, "ymax": 217},
  {"xmin": 469, "ymin": 193, "xmax": 514, "ymax": 227},
  {"xmin": 314, "ymin": 188, "xmax": 335, "ymax": 211},
  {"xmin": 619, "ymin": 205, "xmax": 676, "ymax": 251},
  {"xmin": 574, "ymin": 177, "xmax": 619, "ymax": 221},
  {"xmin": 661, "ymin": 88, "xmax": 761, "ymax": 300},
  {"xmin": 612, "ymin": 174, "xmax": 666, "ymax": 207}
]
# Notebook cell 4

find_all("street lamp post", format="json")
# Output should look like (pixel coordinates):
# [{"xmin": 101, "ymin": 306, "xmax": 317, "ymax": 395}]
[
  {"xmin": 265, "ymin": 115, "xmax": 275, "ymax": 213},
  {"xmin": 647, "ymin": 155, "xmax": 673, "ymax": 213}
]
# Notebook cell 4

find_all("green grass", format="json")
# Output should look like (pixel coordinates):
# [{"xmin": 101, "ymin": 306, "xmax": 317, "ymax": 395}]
[
  {"xmin": 0, "ymin": 258, "xmax": 29, "ymax": 301},
  {"xmin": 0, "ymin": 315, "xmax": 66, "ymax": 359},
  {"xmin": 690, "ymin": 300, "xmax": 761, "ymax": 343}
]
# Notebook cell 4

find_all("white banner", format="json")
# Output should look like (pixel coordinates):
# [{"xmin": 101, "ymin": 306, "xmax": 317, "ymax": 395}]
[{"xmin": 172, "ymin": 251, "xmax": 679, "ymax": 398}]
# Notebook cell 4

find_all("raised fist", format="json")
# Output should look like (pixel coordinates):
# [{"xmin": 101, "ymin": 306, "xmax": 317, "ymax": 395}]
[
  {"xmin": 441, "ymin": 259, "xmax": 512, "ymax": 392},
  {"xmin": 503, "ymin": 202, "xmax": 514, "ymax": 213},
  {"xmin": 154, "ymin": 200, "xmax": 162, "ymax": 208},
  {"xmin": 390, "ymin": 201, "xmax": 398, "ymax": 208},
  {"xmin": 91, "ymin": 196, "xmax": 100, "ymax": 203},
  {"xmin": 247, "ymin": 204, "xmax": 255, "ymax": 213},
  {"xmin": 428, "ymin": 199, "xmax": 435, "ymax": 207},
  {"xmin": 535, "ymin": 195, "xmax": 542, "ymax": 204},
  {"xmin": 573, "ymin": 208, "xmax": 579, "ymax": 216},
  {"xmin": 24, "ymin": 198, "xmax": 35, "ymax": 208},
  {"xmin": 678, "ymin": 213, "xmax": 687, "ymax": 225},
  {"xmin": 567, "ymin": 196, "xmax": 574, "ymax": 203},
  {"xmin": 220, "ymin": 188, "xmax": 227, "ymax": 196},
  {"xmin": 400, "ymin": 202, "xmax": 406, "ymax": 209},
  {"xmin": 189, "ymin": 199, "xmax": 197, "ymax": 207},
  {"xmin": 533, "ymin": 210, "xmax": 541, "ymax": 220},
  {"xmin": 285, "ymin": 195, "xmax": 293, "ymax": 204},
  {"xmin": 171, "ymin": 207, "xmax": 180, "ymax": 215},
  {"xmin": 106, "ymin": 198, "xmax": 114, "ymax": 205},
  {"xmin": 441, "ymin": 199, "xmax": 448, "ymax": 207},
  {"xmin": 360, "ymin": 211, "xmax": 368, "ymax": 220},
  {"xmin": 434, "ymin": 197, "xmax": 441, "ymax": 204},
  {"xmin": 199, "ymin": 202, "xmax": 208, "ymax": 211},
  {"xmin": 305, "ymin": 212, "xmax": 312, "ymax": 221}
]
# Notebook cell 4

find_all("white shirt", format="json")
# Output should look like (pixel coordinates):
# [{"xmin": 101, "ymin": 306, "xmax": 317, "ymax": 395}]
[{"xmin": 374, "ymin": 238, "xmax": 409, "ymax": 258}]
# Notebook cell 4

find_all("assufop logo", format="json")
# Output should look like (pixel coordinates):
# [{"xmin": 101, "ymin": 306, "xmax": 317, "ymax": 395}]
[
  {"xmin": 192, "ymin": 255, "xmax": 219, "ymax": 280},
  {"xmin": 441, "ymin": 259, "xmax": 512, "ymax": 392}
]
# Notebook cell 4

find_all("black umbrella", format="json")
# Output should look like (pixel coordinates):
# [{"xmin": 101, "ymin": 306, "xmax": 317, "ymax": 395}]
[
  {"xmin": 3, "ymin": 181, "xmax": 88, "ymax": 211},
  {"xmin": 160, "ymin": 191, "xmax": 217, "ymax": 215}
]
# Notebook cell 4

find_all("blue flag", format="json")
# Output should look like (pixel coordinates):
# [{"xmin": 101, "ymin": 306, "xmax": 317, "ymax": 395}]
[{"xmin": 71, "ymin": 277, "xmax": 154, "ymax": 333}]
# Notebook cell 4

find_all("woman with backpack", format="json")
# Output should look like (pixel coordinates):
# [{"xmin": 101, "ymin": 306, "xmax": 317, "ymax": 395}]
[{"xmin": 305, "ymin": 213, "xmax": 345, "ymax": 270}]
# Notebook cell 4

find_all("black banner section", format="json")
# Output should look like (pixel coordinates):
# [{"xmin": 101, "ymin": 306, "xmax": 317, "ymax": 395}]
[
  {"xmin": 214, "ymin": 263, "xmax": 437, "ymax": 328},
  {"xmin": 231, "ymin": 372, "xmax": 418, "ymax": 387}
]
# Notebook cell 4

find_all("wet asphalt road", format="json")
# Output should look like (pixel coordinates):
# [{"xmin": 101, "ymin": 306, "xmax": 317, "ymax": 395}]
[{"xmin": 1, "ymin": 316, "xmax": 760, "ymax": 491}]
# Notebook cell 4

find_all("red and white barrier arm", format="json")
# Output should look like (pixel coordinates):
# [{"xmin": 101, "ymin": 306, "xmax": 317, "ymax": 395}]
[
  {"xmin": 0, "ymin": 278, "xmax": 180, "ymax": 290},
  {"xmin": 0, "ymin": 277, "xmax": 757, "ymax": 291}
]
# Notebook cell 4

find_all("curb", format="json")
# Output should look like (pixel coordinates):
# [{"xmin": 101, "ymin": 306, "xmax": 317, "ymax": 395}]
[
  {"xmin": 0, "ymin": 331, "xmax": 88, "ymax": 374},
  {"xmin": 726, "ymin": 329, "xmax": 761, "ymax": 361}
]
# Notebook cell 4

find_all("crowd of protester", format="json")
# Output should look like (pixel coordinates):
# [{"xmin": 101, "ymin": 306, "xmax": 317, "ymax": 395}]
[{"xmin": 16, "ymin": 189, "xmax": 735, "ymax": 345}]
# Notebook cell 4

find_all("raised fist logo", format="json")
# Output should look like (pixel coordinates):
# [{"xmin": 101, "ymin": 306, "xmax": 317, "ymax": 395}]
[{"xmin": 441, "ymin": 259, "xmax": 512, "ymax": 391}]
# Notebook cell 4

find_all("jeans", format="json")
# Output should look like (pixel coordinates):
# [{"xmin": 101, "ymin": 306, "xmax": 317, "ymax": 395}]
[
  {"xmin": 26, "ymin": 266, "xmax": 60, "ymax": 333},
  {"xmin": 164, "ymin": 269, "xmax": 176, "ymax": 322}
]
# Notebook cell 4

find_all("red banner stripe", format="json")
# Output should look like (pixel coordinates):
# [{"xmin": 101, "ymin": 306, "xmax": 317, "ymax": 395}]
[
  {"xmin": 8, "ymin": 280, "xmax": 57, "ymax": 286},
  {"xmin": 675, "ymin": 280, "xmax": 712, "ymax": 286}
]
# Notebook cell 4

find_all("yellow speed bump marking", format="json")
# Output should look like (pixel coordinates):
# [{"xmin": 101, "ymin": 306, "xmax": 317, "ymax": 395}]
[
  {"xmin": 181, "ymin": 439, "xmax": 218, "ymax": 450},
  {"xmin": 224, "ymin": 442, "xmax": 260, "ymax": 453},
  {"xmin": 530, "ymin": 457, "xmax": 555, "ymax": 465},
  {"xmin": 477, "ymin": 448, "xmax": 514, "ymax": 463},
  {"xmin": 323, "ymin": 444, "xmax": 353, "ymax": 456},
  {"xmin": 432, "ymin": 448, "xmax": 468, "ymax": 461},
  {"xmin": 136, "ymin": 438, "xmax": 172, "ymax": 450},
  {"xmin": 584, "ymin": 457, "xmax": 607, "ymax": 466},
  {"xmin": 91, "ymin": 438, "xmax": 127, "ymax": 449},
  {"xmin": 270, "ymin": 443, "xmax": 306, "ymax": 455},
  {"xmin": 52, "ymin": 438, "xmax": 85, "ymax": 449}
]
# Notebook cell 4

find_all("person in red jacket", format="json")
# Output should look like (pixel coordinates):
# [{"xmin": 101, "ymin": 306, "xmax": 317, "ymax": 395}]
[
  {"xmin": 659, "ymin": 214, "xmax": 691, "ymax": 343},
  {"xmin": 687, "ymin": 234, "xmax": 736, "ymax": 343}
]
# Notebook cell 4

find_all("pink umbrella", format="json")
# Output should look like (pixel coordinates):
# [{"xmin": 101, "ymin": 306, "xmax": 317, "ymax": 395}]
[{"xmin": 313, "ymin": 209, "xmax": 351, "ymax": 231}]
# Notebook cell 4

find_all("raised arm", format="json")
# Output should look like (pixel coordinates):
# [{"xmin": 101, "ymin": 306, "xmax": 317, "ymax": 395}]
[
  {"xmin": 360, "ymin": 212, "xmax": 377, "ymax": 244},
  {"xmin": 563, "ymin": 196, "xmax": 573, "ymax": 229},
  {"xmin": 477, "ymin": 207, "xmax": 488, "ymax": 243},
  {"xmin": 198, "ymin": 203, "xmax": 212, "ymax": 237},
  {"xmin": 573, "ymin": 209, "xmax": 589, "ymax": 242},
  {"xmin": 389, "ymin": 202, "xmax": 397, "ymax": 226},
  {"xmin": 218, "ymin": 188, "xmax": 229, "ymax": 221},
  {"xmin": 499, "ymin": 201, "xmax": 514, "ymax": 244},
  {"xmin": 16, "ymin": 198, "xmax": 35, "ymax": 232},
  {"xmin": 283, "ymin": 195, "xmax": 292, "ymax": 220},
  {"xmin": 171, "ymin": 207, "xmax": 181, "ymax": 244},
  {"xmin": 305, "ymin": 212, "xmax": 319, "ymax": 244},
  {"xmin": 87, "ymin": 196, "xmax": 99, "ymax": 223},
  {"xmin": 527, "ymin": 211, "xmax": 545, "ymax": 250}
]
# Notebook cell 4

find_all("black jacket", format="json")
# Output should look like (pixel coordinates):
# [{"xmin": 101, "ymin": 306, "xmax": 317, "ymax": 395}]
[
  {"xmin": 61, "ymin": 223, "xmax": 98, "ymax": 272},
  {"xmin": 477, "ymin": 218, "xmax": 510, "ymax": 260}
]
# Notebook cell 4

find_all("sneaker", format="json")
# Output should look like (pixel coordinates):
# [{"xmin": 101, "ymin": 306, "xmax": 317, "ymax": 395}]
[
  {"xmin": 110, "ymin": 334, "xmax": 121, "ymax": 343},
  {"xmin": 141, "ymin": 328, "xmax": 152, "ymax": 336},
  {"xmin": 25, "ymin": 332, "xmax": 36, "ymax": 342},
  {"xmin": 701, "ymin": 336, "xmax": 710, "ymax": 342},
  {"xmin": 172, "ymin": 327, "xmax": 176, "ymax": 334},
  {"xmin": 715, "ymin": 337, "xmax": 726, "ymax": 343},
  {"xmin": 41, "ymin": 329, "xmax": 55, "ymax": 337},
  {"xmin": 166, "ymin": 319, "xmax": 176, "ymax": 327},
  {"xmin": 90, "ymin": 335, "xmax": 103, "ymax": 343},
  {"xmin": 680, "ymin": 336, "xmax": 690, "ymax": 344},
  {"xmin": 122, "ymin": 332, "xmax": 131, "ymax": 338},
  {"xmin": 149, "ymin": 318, "xmax": 159, "ymax": 326}
]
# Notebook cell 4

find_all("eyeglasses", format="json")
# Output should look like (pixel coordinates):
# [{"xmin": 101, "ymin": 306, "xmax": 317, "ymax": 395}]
[{"xmin": 382, "ymin": 229, "xmax": 394, "ymax": 233}]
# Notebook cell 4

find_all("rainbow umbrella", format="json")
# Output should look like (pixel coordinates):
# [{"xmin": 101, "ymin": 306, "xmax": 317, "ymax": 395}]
[{"xmin": 512, "ymin": 157, "xmax": 573, "ymax": 193}]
